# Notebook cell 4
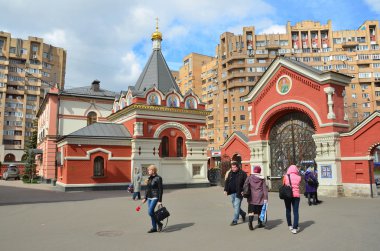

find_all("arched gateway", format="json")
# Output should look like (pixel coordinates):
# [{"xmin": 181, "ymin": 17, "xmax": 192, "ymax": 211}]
[
  {"xmin": 222, "ymin": 57, "xmax": 379, "ymax": 197},
  {"xmin": 269, "ymin": 112, "xmax": 316, "ymax": 190}
]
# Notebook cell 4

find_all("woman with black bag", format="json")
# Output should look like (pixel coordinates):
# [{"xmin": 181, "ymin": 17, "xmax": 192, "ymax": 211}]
[
  {"xmin": 142, "ymin": 165, "xmax": 163, "ymax": 233},
  {"xmin": 283, "ymin": 165, "xmax": 301, "ymax": 234}
]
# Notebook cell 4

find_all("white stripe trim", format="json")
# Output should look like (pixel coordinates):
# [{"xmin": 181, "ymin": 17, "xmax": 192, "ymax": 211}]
[
  {"xmin": 340, "ymin": 156, "xmax": 374, "ymax": 161},
  {"xmin": 249, "ymin": 99, "xmax": 349, "ymax": 137},
  {"xmin": 341, "ymin": 111, "xmax": 380, "ymax": 136},
  {"xmin": 56, "ymin": 181, "xmax": 129, "ymax": 187},
  {"xmin": 65, "ymin": 148, "xmax": 131, "ymax": 161}
]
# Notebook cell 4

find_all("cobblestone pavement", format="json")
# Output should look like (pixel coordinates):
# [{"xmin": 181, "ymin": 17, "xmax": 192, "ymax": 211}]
[{"xmin": 1, "ymin": 180, "xmax": 380, "ymax": 251}]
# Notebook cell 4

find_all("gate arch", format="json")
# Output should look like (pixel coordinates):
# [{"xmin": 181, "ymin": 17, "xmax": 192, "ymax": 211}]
[{"xmin": 269, "ymin": 111, "xmax": 317, "ymax": 190}]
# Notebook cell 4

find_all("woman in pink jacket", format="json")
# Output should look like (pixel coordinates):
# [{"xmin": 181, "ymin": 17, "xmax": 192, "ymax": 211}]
[{"xmin": 283, "ymin": 165, "xmax": 302, "ymax": 234}]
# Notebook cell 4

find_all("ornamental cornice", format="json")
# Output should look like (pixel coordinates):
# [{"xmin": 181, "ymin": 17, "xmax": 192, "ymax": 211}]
[{"xmin": 108, "ymin": 103, "xmax": 210, "ymax": 121}]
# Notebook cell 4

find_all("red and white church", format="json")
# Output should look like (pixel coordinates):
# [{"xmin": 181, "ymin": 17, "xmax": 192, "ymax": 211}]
[{"xmin": 48, "ymin": 26, "xmax": 210, "ymax": 191}]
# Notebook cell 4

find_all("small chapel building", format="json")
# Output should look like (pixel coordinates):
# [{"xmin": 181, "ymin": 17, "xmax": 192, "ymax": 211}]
[{"xmin": 50, "ymin": 25, "xmax": 209, "ymax": 191}]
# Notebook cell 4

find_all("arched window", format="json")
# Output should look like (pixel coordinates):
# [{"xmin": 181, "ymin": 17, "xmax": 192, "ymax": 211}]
[
  {"xmin": 87, "ymin": 111, "xmax": 97, "ymax": 126},
  {"xmin": 177, "ymin": 137, "xmax": 183, "ymax": 157},
  {"xmin": 4, "ymin": 153, "xmax": 16, "ymax": 162},
  {"xmin": 93, "ymin": 156, "xmax": 104, "ymax": 177},
  {"xmin": 161, "ymin": 136, "xmax": 169, "ymax": 157}
]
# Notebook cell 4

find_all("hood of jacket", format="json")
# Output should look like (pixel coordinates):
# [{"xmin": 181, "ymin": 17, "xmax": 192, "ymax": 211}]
[{"xmin": 287, "ymin": 165, "xmax": 299, "ymax": 175}]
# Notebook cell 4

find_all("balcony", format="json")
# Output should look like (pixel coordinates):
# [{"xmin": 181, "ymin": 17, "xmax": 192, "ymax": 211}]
[
  {"xmin": 342, "ymin": 41, "xmax": 358, "ymax": 47},
  {"xmin": 6, "ymin": 88, "xmax": 25, "ymax": 95}
]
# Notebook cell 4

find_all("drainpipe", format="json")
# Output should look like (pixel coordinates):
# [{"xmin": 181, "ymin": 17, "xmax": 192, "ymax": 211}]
[{"xmin": 369, "ymin": 158, "xmax": 374, "ymax": 198}]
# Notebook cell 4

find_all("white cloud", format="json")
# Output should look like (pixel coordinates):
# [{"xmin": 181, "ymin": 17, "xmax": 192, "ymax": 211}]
[
  {"xmin": 115, "ymin": 51, "xmax": 143, "ymax": 88},
  {"xmin": 364, "ymin": 0, "xmax": 380, "ymax": 13},
  {"xmin": 42, "ymin": 29, "xmax": 68, "ymax": 48},
  {"xmin": 259, "ymin": 25, "xmax": 286, "ymax": 34}
]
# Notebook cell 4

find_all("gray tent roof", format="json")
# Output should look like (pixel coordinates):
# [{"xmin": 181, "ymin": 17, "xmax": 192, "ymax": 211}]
[
  {"xmin": 67, "ymin": 123, "xmax": 131, "ymax": 138},
  {"xmin": 134, "ymin": 49, "xmax": 180, "ymax": 95}
]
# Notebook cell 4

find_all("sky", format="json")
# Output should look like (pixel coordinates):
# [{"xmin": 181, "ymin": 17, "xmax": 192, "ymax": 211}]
[{"xmin": 1, "ymin": 0, "xmax": 380, "ymax": 92}]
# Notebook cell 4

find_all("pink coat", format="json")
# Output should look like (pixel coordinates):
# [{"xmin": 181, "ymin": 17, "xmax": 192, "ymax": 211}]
[{"xmin": 284, "ymin": 165, "xmax": 301, "ymax": 198}]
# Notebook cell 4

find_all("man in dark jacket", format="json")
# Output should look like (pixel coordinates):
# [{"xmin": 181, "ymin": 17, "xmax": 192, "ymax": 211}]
[{"xmin": 224, "ymin": 161, "xmax": 247, "ymax": 225}]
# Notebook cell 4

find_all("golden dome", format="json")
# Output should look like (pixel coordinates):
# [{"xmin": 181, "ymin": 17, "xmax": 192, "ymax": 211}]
[{"xmin": 151, "ymin": 18, "xmax": 162, "ymax": 41}]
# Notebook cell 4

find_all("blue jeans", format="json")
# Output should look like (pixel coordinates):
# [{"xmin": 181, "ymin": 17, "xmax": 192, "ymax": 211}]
[
  {"xmin": 284, "ymin": 197, "xmax": 300, "ymax": 229},
  {"xmin": 230, "ymin": 193, "xmax": 246, "ymax": 222},
  {"xmin": 133, "ymin": 192, "xmax": 141, "ymax": 200},
  {"xmin": 147, "ymin": 198, "xmax": 159, "ymax": 230}
]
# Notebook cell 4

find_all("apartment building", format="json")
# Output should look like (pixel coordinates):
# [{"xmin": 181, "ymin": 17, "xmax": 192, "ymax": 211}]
[
  {"xmin": 178, "ymin": 53, "xmax": 214, "ymax": 97},
  {"xmin": 0, "ymin": 31, "xmax": 66, "ymax": 163},
  {"xmin": 202, "ymin": 20, "xmax": 380, "ymax": 151}
]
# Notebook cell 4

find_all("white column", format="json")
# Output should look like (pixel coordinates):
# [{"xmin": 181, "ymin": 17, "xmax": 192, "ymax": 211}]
[
  {"xmin": 133, "ymin": 122, "xmax": 144, "ymax": 136},
  {"xmin": 312, "ymin": 132, "xmax": 343, "ymax": 197},
  {"xmin": 324, "ymin": 87, "xmax": 336, "ymax": 119}
]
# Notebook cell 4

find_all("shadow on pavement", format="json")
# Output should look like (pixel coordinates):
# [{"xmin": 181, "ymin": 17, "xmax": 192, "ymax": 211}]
[
  {"xmin": 265, "ymin": 219, "xmax": 283, "ymax": 230},
  {"xmin": 0, "ymin": 184, "xmax": 175, "ymax": 206},
  {"xmin": 162, "ymin": 223, "xmax": 195, "ymax": 233},
  {"xmin": 299, "ymin": 220, "xmax": 315, "ymax": 232}
]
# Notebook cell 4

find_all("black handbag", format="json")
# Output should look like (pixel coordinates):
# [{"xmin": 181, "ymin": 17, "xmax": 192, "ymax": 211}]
[
  {"xmin": 242, "ymin": 176, "xmax": 251, "ymax": 198},
  {"xmin": 155, "ymin": 204, "xmax": 170, "ymax": 222},
  {"xmin": 279, "ymin": 174, "xmax": 293, "ymax": 200}
]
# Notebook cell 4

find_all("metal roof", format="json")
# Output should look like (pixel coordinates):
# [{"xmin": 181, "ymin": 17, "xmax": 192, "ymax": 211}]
[
  {"xmin": 61, "ymin": 86, "xmax": 117, "ymax": 99},
  {"xmin": 67, "ymin": 123, "xmax": 131, "ymax": 138},
  {"xmin": 133, "ymin": 49, "xmax": 181, "ymax": 95}
]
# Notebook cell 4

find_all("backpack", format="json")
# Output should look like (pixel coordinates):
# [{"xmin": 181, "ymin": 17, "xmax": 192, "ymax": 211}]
[
  {"xmin": 279, "ymin": 174, "xmax": 293, "ymax": 200},
  {"xmin": 242, "ymin": 176, "xmax": 251, "ymax": 198}
]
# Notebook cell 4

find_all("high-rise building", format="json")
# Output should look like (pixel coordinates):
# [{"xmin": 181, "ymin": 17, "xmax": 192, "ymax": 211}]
[
  {"xmin": 0, "ymin": 31, "xmax": 66, "ymax": 163},
  {"xmin": 202, "ymin": 20, "xmax": 380, "ymax": 151},
  {"xmin": 178, "ymin": 53, "xmax": 214, "ymax": 97}
]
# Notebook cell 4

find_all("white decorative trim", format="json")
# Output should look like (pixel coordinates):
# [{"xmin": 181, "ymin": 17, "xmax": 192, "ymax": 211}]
[
  {"xmin": 153, "ymin": 122, "xmax": 192, "ymax": 139},
  {"xmin": 65, "ymin": 148, "xmax": 131, "ymax": 161},
  {"xmin": 250, "ymin": 99, "xmax": 349, "ymax": 137},
  {"xmin": 324, "ymin": 87, "xmax": 336, "ymax": 119},
  {"xmin": 243, "ymin": 57, "xmax": 351, "ymax": 102},
  {"xmin": 56, "ymin": 181, "xmax": 129, "ymax": 187},
  {"xmin": 340, "ymin": 156, "xmax": 374, "ymax": 161},
  {"xmin": 134, "ymin": 122, "xmax": 144, "ymax": 136},
  {"xmin": 341, "ymin": 111, "xmax": 380, "ymax": 136}
]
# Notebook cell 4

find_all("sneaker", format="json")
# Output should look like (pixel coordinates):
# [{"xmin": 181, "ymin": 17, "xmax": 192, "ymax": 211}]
[
  {"xmin": 230, "ymin": 221, "xmax": 237, "ymax": 226},
  {"xmin": 147, "ymin": 229, "xmax": 157, "ymax": 233},
  {"xmin": 289, "ymin": 226, "xmax": 293, "ymax": 231},
  {"xmin": 291, "ymin": 228, "xmax": 300, "ymax": 234}
]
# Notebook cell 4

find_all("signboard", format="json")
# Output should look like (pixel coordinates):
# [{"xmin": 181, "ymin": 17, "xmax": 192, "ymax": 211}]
[{"xmin": 321, "ymin": 165, "xmax": 332, "ymax": 178}]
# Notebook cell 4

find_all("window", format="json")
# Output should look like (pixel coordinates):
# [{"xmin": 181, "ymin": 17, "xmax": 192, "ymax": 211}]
[
  {"xmin": 93, "ymin": 156, "xmax": 104, "ymax": 177},
  {"xmin": 352, "ymin": 93, "xmax": 357, "ymax": 99},
  {"xmin": 87, "ymin": 111, "xmax": 97, "ymax": 125},
  {"xmin": 352, "ymin": 103, "xmax": 358, "ymax": 108},
  {"xmin": 363, "ymin": 112, "xmax": 371, "ymax": 118},
  {"xmin": 240, "ymin": 106, "xmax": 245, "ymax": 111},
  {"xmin": 240, "ymin": 115, "xmax": 245, "ymax": 120},
  {"xmin": 363, "ymin": 102, "xmax": 370, "ymax": 108},
  {"xmin": 4, "ymin": 153, "xmax": 16, "ymax": 162},
  {"xmin": 362, "ymin": 93, "xmax": 369, "ymax": 98},
  {"xmin": 351, "ymin": 84, "xmax": 356, "ymax": 89},
  {"xmin": 161, "ymin": 136, "xmax": 169, "ymax": 157},
  {"xmin": 240, "ymin": 125, "xmax": 246, "ymax": 130},
  {"xmin": 353, "ymin": 112, "xmax": 358, "ymax": 118},
  {"xmin": 176, "ymin": 137, "xmax": 183, "ymax": 157}
]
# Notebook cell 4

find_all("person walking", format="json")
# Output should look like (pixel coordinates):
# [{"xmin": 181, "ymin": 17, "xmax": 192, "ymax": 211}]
[
  {"xmin": 283, "ymin": 165, "xmax": 302, "ymax": 234},
  {"xmin": 246, "ymin": 166, "xmax": 268, "ymax": 230},
  {"xmin": 224, "ymin": 161, "xmax": 247, "ymax": 226},
  {"xmin": 142, "ymin": 165, "xmax": 163, "ymax": 233},
  {"xmin": 305, "ymin": 166, "xmax": 318, "ymax": 206},
  {"xmin": 132, "ymin": 167, "xmax": 142, "ymax": 200}
]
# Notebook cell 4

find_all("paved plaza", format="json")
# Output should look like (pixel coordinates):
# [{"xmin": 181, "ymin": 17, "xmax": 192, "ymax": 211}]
[{"xmin": 0, "ymin": 180, "xmax": 379, "ymax": 251}]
